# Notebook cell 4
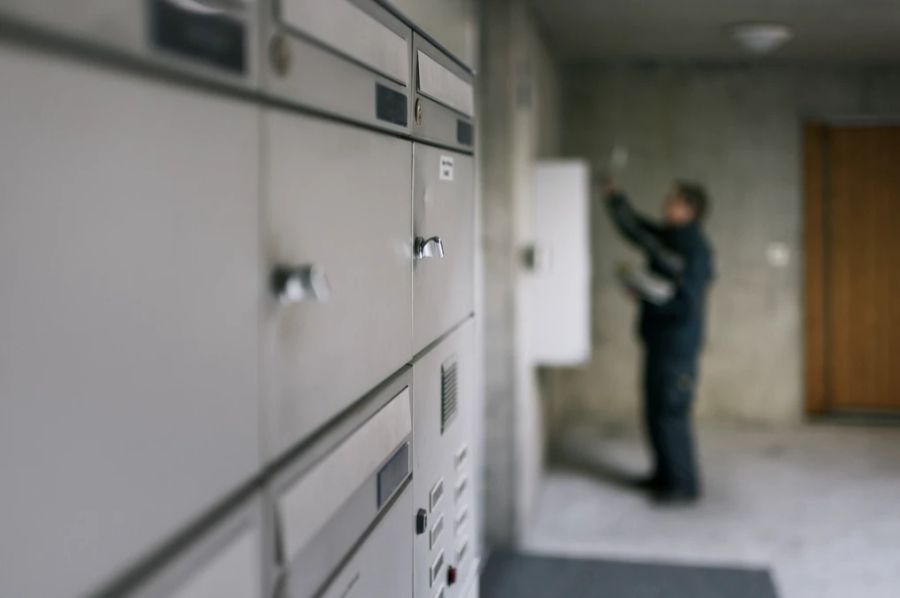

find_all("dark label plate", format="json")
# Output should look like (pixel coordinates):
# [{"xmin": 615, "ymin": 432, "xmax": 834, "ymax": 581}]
[
  {"xmin": 377, "ymin": 443, "xmax": 409, "ymax": 508},
  {"xmin": 150, "ymin": 0, "xmax": 246, "ymax": 75},
  {"xmin": 376, "ymin": 84, "xmax": 408, "ymax": 126},
  {"xmin": 457, "ymin": 120, "xmax": 474, "ymax": 146}
]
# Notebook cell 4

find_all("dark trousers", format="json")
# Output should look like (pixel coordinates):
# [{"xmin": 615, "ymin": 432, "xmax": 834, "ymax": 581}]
[{"xmin": 643, "ymin": 353, "xmax": 700, "ymax": 493}]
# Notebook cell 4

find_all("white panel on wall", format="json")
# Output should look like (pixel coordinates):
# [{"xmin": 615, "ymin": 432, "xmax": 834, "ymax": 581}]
[{"xmin": 527, "ymin": 160, "xmax": 592, "ymax": 365}]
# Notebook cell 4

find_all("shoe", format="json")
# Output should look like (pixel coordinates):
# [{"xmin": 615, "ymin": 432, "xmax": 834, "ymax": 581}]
[
  {"xmin": 633, "ymin": 475, "xmax": 664, "ymax": 491},
  {"xmin": 651, "ymin": 486, "xmax": 700, "ymax": 505}
]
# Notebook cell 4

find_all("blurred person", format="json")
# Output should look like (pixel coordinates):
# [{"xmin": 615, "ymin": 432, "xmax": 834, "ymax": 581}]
[{"xmin": 603, "ymin": 179, "xmax": 715, "ymax": 504}]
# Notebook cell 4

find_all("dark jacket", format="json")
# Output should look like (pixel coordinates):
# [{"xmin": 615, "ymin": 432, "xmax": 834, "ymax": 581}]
[{"xmin": 607, "ymin": 193, "xmax": 714, "ymax": 361}]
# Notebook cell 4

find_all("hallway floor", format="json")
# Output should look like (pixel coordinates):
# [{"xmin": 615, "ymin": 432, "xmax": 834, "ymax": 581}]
[{"xmin": 524, "ymin": 422, "xmax": 900, "ymax": 598}]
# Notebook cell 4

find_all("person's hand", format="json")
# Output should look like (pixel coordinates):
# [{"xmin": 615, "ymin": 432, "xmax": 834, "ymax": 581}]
[
  {"xmin": 604, "ymin": 177, "xmax": 619, "ymax": 199},
  {"xmin": 592, "ymin": 173, "xmax": 619, "ymax": 200}
]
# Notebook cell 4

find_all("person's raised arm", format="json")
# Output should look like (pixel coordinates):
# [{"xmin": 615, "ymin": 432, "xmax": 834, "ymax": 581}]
[{"xmin": 603, "ymin": 181, "xmax": 684, "ymax": 278}]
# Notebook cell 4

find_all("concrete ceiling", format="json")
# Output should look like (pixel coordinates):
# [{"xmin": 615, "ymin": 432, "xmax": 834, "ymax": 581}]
[{"xmin": 530, "ymin": 0, "xmax": 900, "ymax": 63}]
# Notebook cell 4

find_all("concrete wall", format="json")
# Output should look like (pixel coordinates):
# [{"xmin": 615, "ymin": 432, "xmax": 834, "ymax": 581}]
[
  {"xmin": 479, "ymin": 0, "xmax": 561, "ymax": 548},
  {"xmin": 549, "ymin": 63, "xmax": 900, "ymax": 429}
]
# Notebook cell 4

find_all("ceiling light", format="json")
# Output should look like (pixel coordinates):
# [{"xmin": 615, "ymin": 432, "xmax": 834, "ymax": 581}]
[{"xmin": 731, "ymin": 22, "xmax": 794, "ymax": 55}]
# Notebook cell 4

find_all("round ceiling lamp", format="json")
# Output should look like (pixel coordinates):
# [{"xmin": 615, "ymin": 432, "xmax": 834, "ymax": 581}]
[{"xmin": 731, "ymin": 22, "xmax": 794, "ymax": 55}]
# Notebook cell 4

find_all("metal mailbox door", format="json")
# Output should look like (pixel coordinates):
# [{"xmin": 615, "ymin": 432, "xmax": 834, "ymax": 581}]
[
  {"xmin": 412, "ymin": 144, "xmax": 475, "ymax": 353},
  {"xmin": 0, "ymin": 44, "xmax": 259, "ymax": 598},
  {"xmin": 384, "ymin": 0, "xmax": 477, "ymax": 70},
  {"xmin": 261, "ymin": 109, "xmax": 413, "ymax": 460},
  {"xmin": 412, "ymin": 35, "xmax": 476, "ymax": 153},
  {"xmin": 129, "ymin": 495, "xmax": 265, "ymax": 598},
  {"xmin": 262, "ymin": 0, "xmax": 412, "ymax": 134},
  {"xmin": 319, "ymin": 487, "xmax": 414, "ymax": 598},
  {"xmin": 0, "ymin": 0, "xmax": 258, "ymax": 88},
  {"xmin": 277, "ymin": 0, "xmax": 409, "ymax": 87},
  {"xmin": 272, "ymin": 376, "xmax": 412, "ymax": 598}
]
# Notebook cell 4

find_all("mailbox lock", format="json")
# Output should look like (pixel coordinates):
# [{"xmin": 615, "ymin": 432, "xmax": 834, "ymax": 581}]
[
  {"xmin": 270, "ymin": 35, "xmax": 292, "ymax": 76},
  {"xmin": 415, "ymin": 508, "xmax": 428, "ymax": 535},
  {"xmin": 415, "ymin": 98, "xmax": 424, "ymax": 125}
]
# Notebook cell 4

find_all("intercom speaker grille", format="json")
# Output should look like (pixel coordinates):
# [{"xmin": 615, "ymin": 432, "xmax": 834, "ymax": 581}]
[{"xmin": 441, "ymin": 359, "xmax": 459, "ymax": 434}]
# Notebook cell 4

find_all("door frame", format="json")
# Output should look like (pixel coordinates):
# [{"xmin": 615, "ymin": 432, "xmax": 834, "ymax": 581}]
[{"xmin": 804, "ymin": 122, "xmax": 828, "ymax": 415}]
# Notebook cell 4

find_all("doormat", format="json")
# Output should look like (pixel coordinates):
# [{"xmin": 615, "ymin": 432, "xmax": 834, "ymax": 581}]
[{"xmin": 481, "ymin": 551, "xmax": 779, "ymax": 598}]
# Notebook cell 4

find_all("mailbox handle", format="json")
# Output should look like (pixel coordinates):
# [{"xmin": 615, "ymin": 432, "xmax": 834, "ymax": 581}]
[
  {"xmin": 271, "ymin": 264, "xmax": 331, "ymax": 304},
  {"xmin": 415, "ymin": 236, "xmax": 445, "ymax": 260},
  {"xmin": 163, "ymin": 0, "xmax": 245, "ymax": 16}
]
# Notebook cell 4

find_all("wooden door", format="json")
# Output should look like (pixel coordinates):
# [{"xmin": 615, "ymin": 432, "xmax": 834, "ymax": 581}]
[{"xmin": 806, "ymin": 124, "xmax": 900, "ymax": 414}]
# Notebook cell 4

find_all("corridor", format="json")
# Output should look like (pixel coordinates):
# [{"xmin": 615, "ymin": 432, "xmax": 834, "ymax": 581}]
[{"xmin": 4, "ymin": 1, "xmax": 900, "ymax": 597}]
